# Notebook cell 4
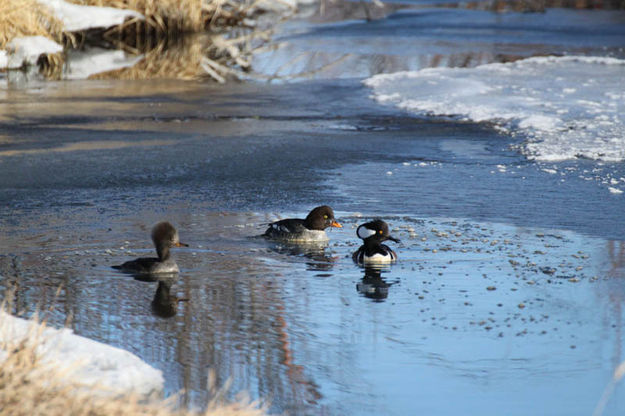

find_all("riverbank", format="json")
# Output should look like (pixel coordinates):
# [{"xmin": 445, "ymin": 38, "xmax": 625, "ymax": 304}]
[
  {"xmin": 1, "ymin": 2, "xmax": 624, "ymax": 415},
  {"xmin": 0, "ymin": 309, "xmax": 267, "ymax": 416},
  {"xmin": 0, "ymin": 0, "xmax": 297, "ymax": 81}
]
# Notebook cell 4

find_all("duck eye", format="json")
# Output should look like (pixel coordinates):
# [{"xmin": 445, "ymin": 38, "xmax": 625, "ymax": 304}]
[
  {"xmin": 323, "ymin": 215, "xmax": 328, "ymax": 219},
  {"xmin": 379, "ymin": 230, "xmax": 383, "ymax": 234}
]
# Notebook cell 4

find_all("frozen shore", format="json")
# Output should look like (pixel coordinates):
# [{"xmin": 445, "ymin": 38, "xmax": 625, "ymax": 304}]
[
  {"xmin": 365, "ymin": 56, "xmax": 625, "ymax": 164},
  {"xmin": 0, "ymin": 310, "xmax": 164, "ymax": 397},
  {"xmin": 0, "ymin": 0, "xmax": 142, "ymax": 70}
]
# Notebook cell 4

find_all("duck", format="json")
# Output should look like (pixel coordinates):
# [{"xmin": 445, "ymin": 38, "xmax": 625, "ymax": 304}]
[
  {"xmin": 352, "ymin": 219, "xmax": 400, "ymax": 264},
  {"xmin": 112, "ymin": 221, "xmax": 188, "ymax": 275},
  {"xmin": 263, "ymin": 205, "xmax": 342, "ymax": 242}
]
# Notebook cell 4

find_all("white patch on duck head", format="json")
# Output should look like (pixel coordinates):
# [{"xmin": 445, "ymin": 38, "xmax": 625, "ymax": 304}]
[{"xmin": 357, "ymin": 225, "xmax": 376, "ymax": 239}]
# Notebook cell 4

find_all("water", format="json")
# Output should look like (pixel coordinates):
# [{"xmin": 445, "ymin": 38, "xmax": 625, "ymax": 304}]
[{"xmin": 1, "ymin": 3, "xmax": 625, "ymax": 416}]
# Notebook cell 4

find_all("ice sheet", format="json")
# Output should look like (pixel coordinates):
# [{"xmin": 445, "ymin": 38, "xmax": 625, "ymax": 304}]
[{"xmin": 365, "ymin": 56, "xmax": 625, "ymax": 162}]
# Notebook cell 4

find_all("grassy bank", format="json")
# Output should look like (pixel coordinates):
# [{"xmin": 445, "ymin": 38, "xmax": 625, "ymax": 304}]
[
  {"xmin": 0, "ymin": 0, "xmax": 283, "ymax": 80},
  {"xmin": 0, "ymin": 312, "xmax": 268, "ymax": 416},
  {"xmin": 0, "ymin": 0, "xmax": 64, "ymax": 50}
]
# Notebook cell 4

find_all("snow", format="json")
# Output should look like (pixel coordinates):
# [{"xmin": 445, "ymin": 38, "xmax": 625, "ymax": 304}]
[
  {"xmin": 5, "ymin": 36, "xmax": 63, "ymax": 69},
  {"xmin": 364, "ymin": 56, "xmax": 625, "ymax": 162},
  {"xmin": 42, "ymin": 0, "xmax": 143, "ymax": 32},
  {"xmin": 0, "ymin": 0, "xmax": 144, "ymax": 71},
  {"xmin": 0, "ymin": 311, "xmax": 164, "ymax": 396}
]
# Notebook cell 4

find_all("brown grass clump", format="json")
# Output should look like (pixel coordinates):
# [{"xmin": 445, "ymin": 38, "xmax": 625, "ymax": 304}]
[
  {"xmin": 0, "ymin": 0, "xmax": 64, "ymax": 50},
  {"xmin": 89, "ymin": 28, "xmax": 270, "ymax": 81},
  {"xmin": 70, "ymin": 0, "xmax": 284, "ymax": 35},
  {"xmin": 0, "ymin": 313, "xmax": 268, "ymax": 416}
]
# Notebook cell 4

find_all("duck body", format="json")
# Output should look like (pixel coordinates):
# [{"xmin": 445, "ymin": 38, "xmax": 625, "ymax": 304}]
[
  {"xmin": 353, "ymin": 219, "xmax": 399, "ymax": 265},
  {"xmin": 264, "ymin": 205, "xmax": 342, "ymax": 242},
  {"xmin": 114, "ymin": 257, "xmax": 180, "ymax": 275},
  {"xmin": 113, "ymin": 221, "xmax": 187, "ymax": 275},
  {"xmin": 352, "ymin": 241, "xmax": 397, "ymax": 264}
]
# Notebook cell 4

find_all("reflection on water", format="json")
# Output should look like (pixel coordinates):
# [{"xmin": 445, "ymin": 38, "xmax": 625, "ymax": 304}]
[
  {"xmin": 254, "ymin": 5, "xmax": 625, "ymax": 80},
  {"xmin": 2, "ymin": 208, "xmax": 625, "ymax": 414},
  {"xmin": 151, "ymin": 278, "xmax": 189, "ymax": 319},
  {"xmin": 607, "ymin": 241, "xmax": 625, "ymax": 277},
  {"xmin": 265, "ymin": 240, "xmax": 338, "ymax": 272},
  {"xmin": 356, "ymin": 266, "xmax": 395, "ymax": 301}
]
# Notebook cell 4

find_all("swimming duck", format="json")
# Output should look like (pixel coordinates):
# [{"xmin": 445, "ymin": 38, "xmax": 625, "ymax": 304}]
[
  {"xmin": 263, "ymin": 205, "xmax": 342, "ymax": 242},
  {"xmin": 113, "ymin": 221, "xmax": 188, "ymax": 275},
  {"xmin": 352, "ymin": 219, "xmax": 399, "ymax": 264}
]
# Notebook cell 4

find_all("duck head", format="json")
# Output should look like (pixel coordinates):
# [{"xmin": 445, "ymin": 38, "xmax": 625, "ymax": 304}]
[
  {"xmin": 305, "ymin": 205, "xmax": 342, "ymax": 231},
  {"xmin": 151, "ymin": 221, "xmax": 188, "ymax": 260},
  {"xmin": 356, "ymin": 219, "xmax": 400, "ymax": 243}
]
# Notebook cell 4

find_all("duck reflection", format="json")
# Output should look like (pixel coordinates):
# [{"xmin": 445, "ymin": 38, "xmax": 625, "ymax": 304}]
[
  {"xmin": 267, "ymin": 241, "xmax": 338, "ymax": 272},
  {"xmin": 151, "ymin": 278, "xmax": 189, "ymax": 318},
  {"xmin": 356, "ymin": 266, "xmax": 394, "ymax": 301}
]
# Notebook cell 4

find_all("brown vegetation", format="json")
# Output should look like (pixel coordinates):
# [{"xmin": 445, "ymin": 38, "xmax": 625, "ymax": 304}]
[
  {"xmin": 0, "ymin": 0, "xmax": 64, "ymax": 49},
  {"xmin": 69, "ymin": 0, "xmax": 289, "ymax": 48},
  {"xmin": 89, "ymin": 29, "xmax": 269, "ymax": 81},
  {"xmin": 0, "ymin": 313, "xmax": 268, "ymax": 416}
]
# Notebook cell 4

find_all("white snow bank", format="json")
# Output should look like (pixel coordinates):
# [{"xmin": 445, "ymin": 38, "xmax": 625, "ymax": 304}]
[
  {"xmin": 0, "ymin": 0, "xmax": 144, "ymax": 70},
  {"xmin": 5, "ymin": 36, "xmax": 63, "ymax": 68},
  {"xmin": 364, "ymin": 56, "xmax": 625, "ymax": 162},
  {"xmin": 41, "ymin": 0, "xmax": 143, "ymax": 32},
  {"xmin": 0, "ymin": 311, "xmax": 163, "ymax": 397}
]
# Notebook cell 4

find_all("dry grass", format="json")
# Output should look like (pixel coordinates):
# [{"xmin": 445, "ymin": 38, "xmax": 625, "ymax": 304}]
[
  {"xmin": 1, "ymin": 0, "xmax": 287, "ymax": 80},
  {"xmin": 90, "ymin": 28, "xmax": 270, "ymax": 81},
  {"xmin": 0, "ymin": 311, "xmax": 268, "ymax": 416},
  {"xmin": 70, "ymin": 0, "xmax": 290, "ymax": 34},
  {"xmin": 0, "ymin": 0, "xmax": 64, "ymax": 50}
]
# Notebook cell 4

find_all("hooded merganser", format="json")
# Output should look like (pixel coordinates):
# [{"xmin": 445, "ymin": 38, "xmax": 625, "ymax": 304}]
[
  {"xmin": 352, "ymin": 219, "xmax": 400, "ymax": 264},
  {"xmin": 263, "ymin": 205, "xmax": 342, "ymax": 242},
  {"xmin": 112, "ymin": 221, "xmax": 188, "ymax": 275}
]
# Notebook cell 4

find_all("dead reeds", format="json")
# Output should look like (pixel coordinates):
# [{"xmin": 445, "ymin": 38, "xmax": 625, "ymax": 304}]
[
  {"xmin": 70, "ymin": 0, "xmax": 290, "ymax": 47},
  {"xmin": 0, "ymin": 0, "xmax": 64, "ymax": 50},
  {"xmin": 0, "ymin": 310, "xmax": 268, "ymax": 416},
  {"xmin": 89, "ymin": 27, "xmax": 270, "ymax": 81},
  {"xmin": 1, "ymin": 0, "xmax": 289, "ymax": 81}
]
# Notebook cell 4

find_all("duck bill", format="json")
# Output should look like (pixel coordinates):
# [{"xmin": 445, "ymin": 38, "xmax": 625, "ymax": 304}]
[
  {"xmin": 174, "ymin": 242, "xmax": 189, "ymax": 247},
  {"xmin": 330, "ymin": 220, "xmax": 343, "ymax": 228},
  {"xmin": 387, "ymin": 235, "xmax": 400, "ymax": 243}
]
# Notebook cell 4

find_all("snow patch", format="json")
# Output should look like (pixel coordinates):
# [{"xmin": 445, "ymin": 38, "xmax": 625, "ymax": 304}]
[
  {"xmin": 365, "ymin": 56, "xmax": 625, "ymax": 162},
  {"xmin": 0, "ymin": 0, "xmax": 144, "ymax": 70},
  {"xmin": 542, "ymin": 168, "xmax": 558, "ymax": 175},
  {"xmin": 0, "ymin": 311, "xmax": 164, "ymax": 396},
  {"xmin": 5, "ymin": 36, "xmax": 63, "ymax": 68},
  {"xmin": 41, "ymin": 0, "xmax": 143, "ymax": 32}
]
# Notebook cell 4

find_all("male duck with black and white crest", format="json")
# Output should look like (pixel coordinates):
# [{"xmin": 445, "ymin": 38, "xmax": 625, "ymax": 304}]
[
  {"xmin": 113, "ymin": 221, "xmax": 188, "ymax": 275},
  {"xmin": 263, "ymin": 205, "xmax": 342, "ymax": 242},
  {"xmin": 352, "ymin": 219, "xmax": 400, "ymax": 264}
]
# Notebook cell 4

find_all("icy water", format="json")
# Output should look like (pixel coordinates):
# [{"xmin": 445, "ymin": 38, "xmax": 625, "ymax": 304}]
[{"xmin": 2, "ymin": 4, "xmax": 625, "ymax": 416}]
